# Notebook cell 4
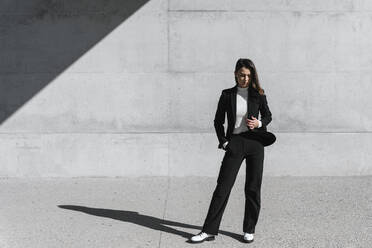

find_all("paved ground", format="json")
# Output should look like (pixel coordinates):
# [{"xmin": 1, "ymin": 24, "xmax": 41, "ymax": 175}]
[{"xmin": 0, "ymin": 176, "xmax": 371, "ymax": 248}]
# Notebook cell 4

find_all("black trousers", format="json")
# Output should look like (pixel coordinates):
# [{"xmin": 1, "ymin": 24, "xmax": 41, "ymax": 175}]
[{"xmin": 202, "ymin": 133, "xmax": 265, "ymax": 235}]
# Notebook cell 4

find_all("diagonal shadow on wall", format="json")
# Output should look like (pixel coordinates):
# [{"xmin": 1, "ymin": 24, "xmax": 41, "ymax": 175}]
[{"xmin": 0, "ymin": 0, "xmax": 150, "ymax": 124}]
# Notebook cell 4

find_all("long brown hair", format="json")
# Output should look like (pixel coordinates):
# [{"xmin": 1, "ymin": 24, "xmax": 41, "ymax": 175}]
[{"xmin": 234, "ymin": 58, "xmax": 265, "ymax": 95}]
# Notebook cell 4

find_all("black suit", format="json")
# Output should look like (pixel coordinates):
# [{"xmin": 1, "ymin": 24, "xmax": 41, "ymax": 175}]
[
  {"xmin": 201, "ymin": 84, "xmax": 275, "ymax": 235},
  {"xmin": 214, "ymin": 84, "xmax": 275, "ymax": 149}
]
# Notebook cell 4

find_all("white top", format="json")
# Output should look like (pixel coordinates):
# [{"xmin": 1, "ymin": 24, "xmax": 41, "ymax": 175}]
[
  {"xmin": 233, "ymin": 85, "xmax": 250, "ymax": 134},
  {"xmin": 222, "ymin": 86, "xmax": 262, "ymax": 149}
]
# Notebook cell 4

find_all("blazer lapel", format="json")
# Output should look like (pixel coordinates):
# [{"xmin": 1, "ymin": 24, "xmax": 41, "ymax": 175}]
[{"xmin": 230, "ymin": 85, "xmax": 237, "ymax": 123}]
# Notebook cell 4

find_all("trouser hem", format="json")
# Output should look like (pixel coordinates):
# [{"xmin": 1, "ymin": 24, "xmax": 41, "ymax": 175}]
[{"xmin": 201, "ymin": 228, "xmax": 218, "ymax": 236}]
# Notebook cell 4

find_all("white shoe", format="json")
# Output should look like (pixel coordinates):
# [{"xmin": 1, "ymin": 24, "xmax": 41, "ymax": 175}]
[
  {"xmin": 243, "ymin": 232, "xmax": 254, "ymax": 243},
  {"xmin": 190, "ymin": 232, "xmax": 215, "ymax": 243}
]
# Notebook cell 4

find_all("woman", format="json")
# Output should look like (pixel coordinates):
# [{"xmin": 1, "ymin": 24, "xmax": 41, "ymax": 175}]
[{"xmin": 190, "ymin": 58, "xmax": 276, "ymax": 243}]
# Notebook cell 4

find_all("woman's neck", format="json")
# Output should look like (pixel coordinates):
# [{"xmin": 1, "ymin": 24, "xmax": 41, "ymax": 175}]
[{"xmin": 237, "ymin": 85, "xmax": 248, "ymax": 90}]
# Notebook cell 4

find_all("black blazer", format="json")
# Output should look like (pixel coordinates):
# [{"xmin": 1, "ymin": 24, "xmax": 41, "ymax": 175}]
[{"xmin": 214, "ymin": 84, "xmax": 276, "ymax": 149}]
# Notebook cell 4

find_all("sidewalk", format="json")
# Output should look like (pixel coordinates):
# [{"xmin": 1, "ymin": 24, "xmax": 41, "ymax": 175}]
[{"xmin": 0, "ymin": 176, "xmax": 371, "ymax": 247}]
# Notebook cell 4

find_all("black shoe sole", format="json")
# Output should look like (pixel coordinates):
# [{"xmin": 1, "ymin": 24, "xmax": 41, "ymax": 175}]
[
  {"xmin": 243, "ymin": 238, "xmax": 254, "ymax": 243},
  {"xmin": 190, "ymin": 236, "xmax": 215, "ymax": 243}
]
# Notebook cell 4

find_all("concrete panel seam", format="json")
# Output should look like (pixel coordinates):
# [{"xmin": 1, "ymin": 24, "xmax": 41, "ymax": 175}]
[{"xmin": 168, "ymin": 10, "xmax": 372, "ymax": 13}]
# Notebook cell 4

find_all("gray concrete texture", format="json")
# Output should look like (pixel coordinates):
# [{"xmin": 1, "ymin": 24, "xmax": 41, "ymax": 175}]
[
  {"xmin": 1, "ymin": 0, "xmax": 372, "ymax": 176},
  {"xmin": 0, "ymin": 176, "xmax": 371, "ymax": 247}
]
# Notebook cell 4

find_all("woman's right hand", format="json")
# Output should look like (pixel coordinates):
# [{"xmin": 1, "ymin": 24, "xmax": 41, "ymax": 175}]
[{"xmin": 222, "ymin": 141, "xmax": 229, "ymax": 150}]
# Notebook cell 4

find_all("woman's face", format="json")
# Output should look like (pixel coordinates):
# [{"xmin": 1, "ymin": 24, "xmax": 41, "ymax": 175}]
[{"xmin": 235, "ymin": 67, "xmax": 251, "ymax": 88}]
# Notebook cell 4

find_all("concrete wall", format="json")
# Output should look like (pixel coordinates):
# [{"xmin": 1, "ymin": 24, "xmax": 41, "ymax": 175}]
[{"xmin": 1, "ymin": 0, "xmax": 371, "ymax": 177}]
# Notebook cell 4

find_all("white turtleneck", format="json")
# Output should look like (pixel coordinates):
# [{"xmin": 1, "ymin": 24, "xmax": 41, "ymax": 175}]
[{"xmin": 222, "ymin": 86, "xmax": 262, "ymax": 149}]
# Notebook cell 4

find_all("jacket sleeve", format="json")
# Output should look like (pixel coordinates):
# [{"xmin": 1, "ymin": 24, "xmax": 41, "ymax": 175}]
[
  {"xmin": 214, "ymin": 91, "xmax": 228, "ymax": 148},
  {"xmin": 259, "ymin": 94, "xmax": 272, "ymax": 128}
]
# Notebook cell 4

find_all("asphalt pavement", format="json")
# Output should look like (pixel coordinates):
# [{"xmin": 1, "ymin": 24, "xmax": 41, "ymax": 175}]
[{"xmin": 0, "ymin": 176, "xmax": 371, "ymax": 247}]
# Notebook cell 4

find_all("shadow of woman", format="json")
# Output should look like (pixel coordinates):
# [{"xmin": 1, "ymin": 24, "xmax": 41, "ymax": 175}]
[{"xmin": 58, "ymin": 205, "xmax": 243, "ymax": 242}]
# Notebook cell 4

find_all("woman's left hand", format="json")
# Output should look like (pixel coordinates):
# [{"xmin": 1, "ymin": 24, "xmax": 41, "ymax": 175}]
[{"xmin": 246, "ymin": 116, "xmax": 259, "ymax": 129}]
